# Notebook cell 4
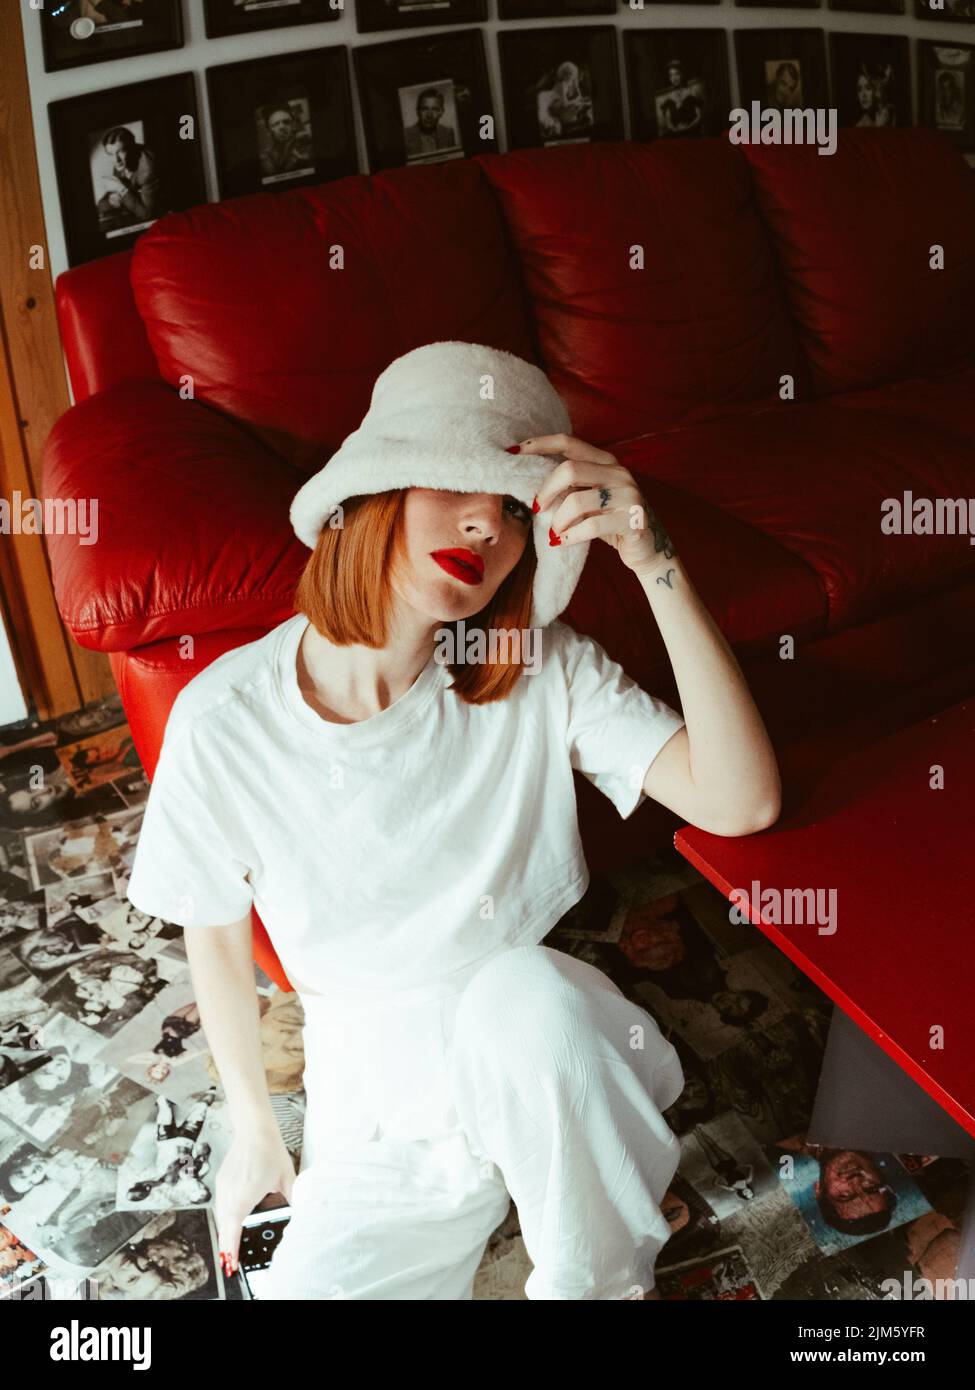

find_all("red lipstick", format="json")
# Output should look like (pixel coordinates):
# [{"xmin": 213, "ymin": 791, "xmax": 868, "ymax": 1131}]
[{"xmin": 431, "ymin": 549, "xmax": 484, "ymax": 585}]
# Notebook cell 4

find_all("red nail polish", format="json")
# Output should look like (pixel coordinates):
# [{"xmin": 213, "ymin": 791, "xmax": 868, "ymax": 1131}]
[
  {"xmin": 531, "ymin": 496, "xmax": 539, "ymax": 513},
  {"xmin": 505, "ymin": 444, "xmax": 521, "ymax": 454},
  {"xmin": 549, "ymin": 527, "xmax": 561, "ymax": 547}
]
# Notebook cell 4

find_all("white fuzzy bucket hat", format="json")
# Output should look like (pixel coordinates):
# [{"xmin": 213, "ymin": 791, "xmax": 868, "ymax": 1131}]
[{"xmin": 289, "ymin": 340, "xmax": 589, "ymax": 629}]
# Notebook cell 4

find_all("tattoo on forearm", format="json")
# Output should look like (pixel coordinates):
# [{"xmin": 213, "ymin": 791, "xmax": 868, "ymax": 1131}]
[
  {"xmin": 647, "ymin": 506, "xmax": 677, "ymax": 561},
  {"xmin": 656, "ymin": 567, "xmax": 676, "ymax": 589}
]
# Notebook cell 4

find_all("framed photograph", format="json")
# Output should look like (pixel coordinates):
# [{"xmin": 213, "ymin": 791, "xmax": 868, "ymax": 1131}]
[
  {"xmin": 624, "ymin": 29, "xmax": 730, "ymax": 141},
  {"xmin": 353, "ymin": 29, "xmax": 496, "ymax": 172},
  {"xmin": 48, "ymin": 73, "xmax": 207, "ymax": 269},
  {"xmin": 39, "ymin": 0, "xmax": 183, "ymax": 74},
  {"xmin": 830, "ymin": 33, "xmax": 912, "ymax": 126},
  {"xmin": 919, "ymin": 40, "xmax": 975, "ymax": 149},
  {"xmin": 734, "ymin": 29, "xmax": 828, "ymax": 110},
  {"xmin": 498, "ymin": 26, "xmax": 623, "ymax": 150},
  {"xmin": 829, "ymin": 0, "xmax": 903, "ymax": 12},
  {"xmin": 498, "ymin": 0, "xmax": 615, "ymax": 15},
  {"xmin": 207, "ymin": 47, "xmax": 357, "ymax": 199},
  {"xmin": 915, "ymin": 0, "xmax": 975, "ymax": 21},
  {"xmin": 356, "ymin": 0, "xmax": 487, "ymax": 34},
  {"xmin": 203, "ymin": 0, "xmax": 340, "ymax": 39}
]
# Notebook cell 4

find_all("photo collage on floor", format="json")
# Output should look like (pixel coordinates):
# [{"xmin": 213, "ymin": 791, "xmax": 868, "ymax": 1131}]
[{"xmin": 0, "ymin": 692, "xmax": 968, "ymax": 1299}]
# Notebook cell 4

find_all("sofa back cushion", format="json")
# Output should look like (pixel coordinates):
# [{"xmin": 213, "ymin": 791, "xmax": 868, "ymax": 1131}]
[
  {"xmin": 742, "ymin": 128, "xmax": 975, "ymax": 396},
  {"xmin": 55, "ymin": 252, "xmax": 161, "ymax": 402},
  {"xmin": 129, "ymin": 160, "xmax": 537, "ymax": 469},
  {"xmin": 476, "ymin": 138, "xmax": 810, "ymax": 444}
]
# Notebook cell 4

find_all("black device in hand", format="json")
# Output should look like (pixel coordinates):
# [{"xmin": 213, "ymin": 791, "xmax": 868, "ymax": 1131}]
[{"xmin": 236, "ymin": 1201, "xmax": 292, "ymax": 1300}]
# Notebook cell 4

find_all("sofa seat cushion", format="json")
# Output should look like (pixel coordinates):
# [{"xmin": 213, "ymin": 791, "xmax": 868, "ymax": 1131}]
[
  {"xmin": 128, "ymin": 160, "xmax": 538, "ymax": 471},
  {"xmin": 476, "ymin": 137, "xmax": 810, "ymax": 445},
  {"xmin": 618, "ymin": 378, "xmax": 975, "ymax": 631},
  {"xmin": 743, "ymin": 129, "xmax": 975, "ymax": 396}
]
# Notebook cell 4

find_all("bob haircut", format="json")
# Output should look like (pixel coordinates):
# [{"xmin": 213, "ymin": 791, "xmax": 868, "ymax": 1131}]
[{"xmin": 293, "ymin": 488, "xmax": 537, "ymax": 705}]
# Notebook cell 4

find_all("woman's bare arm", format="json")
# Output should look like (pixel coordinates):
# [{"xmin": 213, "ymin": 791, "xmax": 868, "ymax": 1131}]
[
  {"xmin": 184, "ymin": 914, "xmax": 297, "ymax": 1276},
  {"xmin": 636, "ymin": 548, "xmax": 782, "ymax": 836},
  {"xmin": 183, "ymin": 913, "xmax": 279, "ymax": 1129},
  {"xmin": 517, "ymin": 432, "xmax": 782, "ymax": 838}
]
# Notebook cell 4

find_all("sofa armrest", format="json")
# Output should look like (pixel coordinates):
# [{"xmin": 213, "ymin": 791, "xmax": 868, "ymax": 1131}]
[{"xmin": 42, "ymin": 380, "xmax": 308, "ymax": 652}]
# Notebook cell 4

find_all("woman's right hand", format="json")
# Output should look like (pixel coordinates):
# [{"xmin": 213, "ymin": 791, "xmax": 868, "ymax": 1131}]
[{"xmin": 216, "ymin": 1120, "xmax": 297, "ymax": 1278}]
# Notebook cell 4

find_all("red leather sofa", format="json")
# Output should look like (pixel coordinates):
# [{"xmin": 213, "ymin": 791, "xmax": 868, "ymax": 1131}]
[{"xmin": 43, "ymin": 129, "xmax": 975, "ymax": 991}]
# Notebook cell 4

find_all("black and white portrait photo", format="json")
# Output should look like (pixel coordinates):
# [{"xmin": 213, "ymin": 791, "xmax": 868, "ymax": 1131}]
[
  {"xmin": 920, "ymin": 41, "xmax": 975, "ymax": 149},
  {"xmin": 831, "ymin": 34, "xmax": 912, "ymax": 127},
  {"xmin": 207, "ymin": 49, "xmax": 357, "ymax": 199},
  {"xmin": 49, "ymin": 75, "xmax": 206, "ymax": 267},
  {"xmin": 39, "ymin": 0, "xmax": 183, "ymax": 74},
  {"xmin": 935, "ymin": 65, "xmax": 966, "ymax": 129},
  {"xmin": 354, "ymin": 30, "xmax": 496, "ymax": 172},
  {"xmin": 536, "ymin": 59, "xmax": 596, "ymax": 141},
  {"xmin": 256, "ymin": 97, "xmax": 316, "ymax": 184},
  {"xmin": 765, "ymin": 58, "xmax": 804, "ymax": 109},
  {"xmin": 89, "ymin": 120, "xmax": 161, "ymax": 240},
  {"xmin": 0, "ymin": 766, "xmax": 124, "ymax": 834},
  {"xmin": 625, "ymin": 30, "xmax": 731, "ymax": 142},
  {"xmin": 91, "ymin": 1208, "xmax": 223, "ymax": 1300},
  {"xmin": 734, "ymin": 30, "xmax": 828, "ymax": 112},
  {"xmin": 399, "ymin": 82, "xmax": 463, "ymax": 165},
  {"xmin": 655, "ymin": 59, "xmax": 706, "ymax": 137},
  {"xmin": 116, "ymin": 1086, "xmax": 223, "ymax": 1212},
  {"xmin": 39, "ymin": 944, "xmax": 177, "ymax": 1037},
  {"xmin": 499, "ymin": 27, "xmax": 623, "ymax": 151},
  {"xmin": 0, "ymin": 1145, "xmax": 147, "ymax": 1278}
]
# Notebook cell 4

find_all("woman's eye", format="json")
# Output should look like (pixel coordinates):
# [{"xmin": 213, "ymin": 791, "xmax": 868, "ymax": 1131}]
[{"xmin": 504, "ymin": 496, "xmax": 532, "ymax": 522}]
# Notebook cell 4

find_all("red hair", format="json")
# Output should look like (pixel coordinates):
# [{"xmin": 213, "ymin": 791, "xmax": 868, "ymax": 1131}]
[{"xmin": 293, "ymin": 489, "xmax": 537, "ymax": 704}]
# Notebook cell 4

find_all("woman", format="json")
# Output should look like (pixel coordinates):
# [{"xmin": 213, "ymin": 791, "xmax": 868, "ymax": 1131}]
[
  {"xmin": 126, "ymin": 341, "xmax": 780, "ymax": 1300},
  {"xmin": 855, "ymin": 68, "xmax": 877, "ymax": 127},
  {"xmin": 855, "ymin": 62, "xmax": 897, "ymax": 129},
  {"xmin": 658, "ymin": 59, "xmax": 704, "ymax": 138}
]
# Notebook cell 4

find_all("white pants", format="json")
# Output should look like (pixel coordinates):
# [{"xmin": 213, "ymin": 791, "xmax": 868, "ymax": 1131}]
[{"xmin": 262, "ymin": 944, "xmax": 685, "ymax": 1300}]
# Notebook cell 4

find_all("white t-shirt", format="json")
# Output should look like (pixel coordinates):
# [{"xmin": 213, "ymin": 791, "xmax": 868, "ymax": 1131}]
[{"xmin": 126, "ymin": 613, "xmax": 685, "ymax": 1002}]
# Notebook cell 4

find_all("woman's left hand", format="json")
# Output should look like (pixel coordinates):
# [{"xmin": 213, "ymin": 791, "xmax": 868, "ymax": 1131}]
[{"xmin": 515, "ymin": 433, "xmax": 677, "ymax": 577}]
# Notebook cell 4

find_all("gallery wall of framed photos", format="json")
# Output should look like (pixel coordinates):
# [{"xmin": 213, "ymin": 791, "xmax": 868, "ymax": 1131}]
[{"xmin": 17, "ymin": 1, "xmax": 975, "ymax": 289}]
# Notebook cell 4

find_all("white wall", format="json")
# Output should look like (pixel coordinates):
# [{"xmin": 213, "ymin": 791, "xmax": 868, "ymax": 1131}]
[
  {"xmin": 20, "ymin": 1, "xmax": 975, "ymax": 287},
  {"xmin": 0, "ymin": 605, "xmax": 29, "ymax": 727}
]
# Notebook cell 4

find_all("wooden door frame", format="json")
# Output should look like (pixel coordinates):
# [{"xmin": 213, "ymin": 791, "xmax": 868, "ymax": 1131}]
[{"xmin": 0, "ymin": 4, "xmax": 114, "ymax": 721}]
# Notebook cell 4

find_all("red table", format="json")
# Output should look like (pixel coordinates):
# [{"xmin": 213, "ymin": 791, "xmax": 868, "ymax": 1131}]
[{"xmin": 674, "ymin": 697, "xmax": 975, "ymax": 1274}]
